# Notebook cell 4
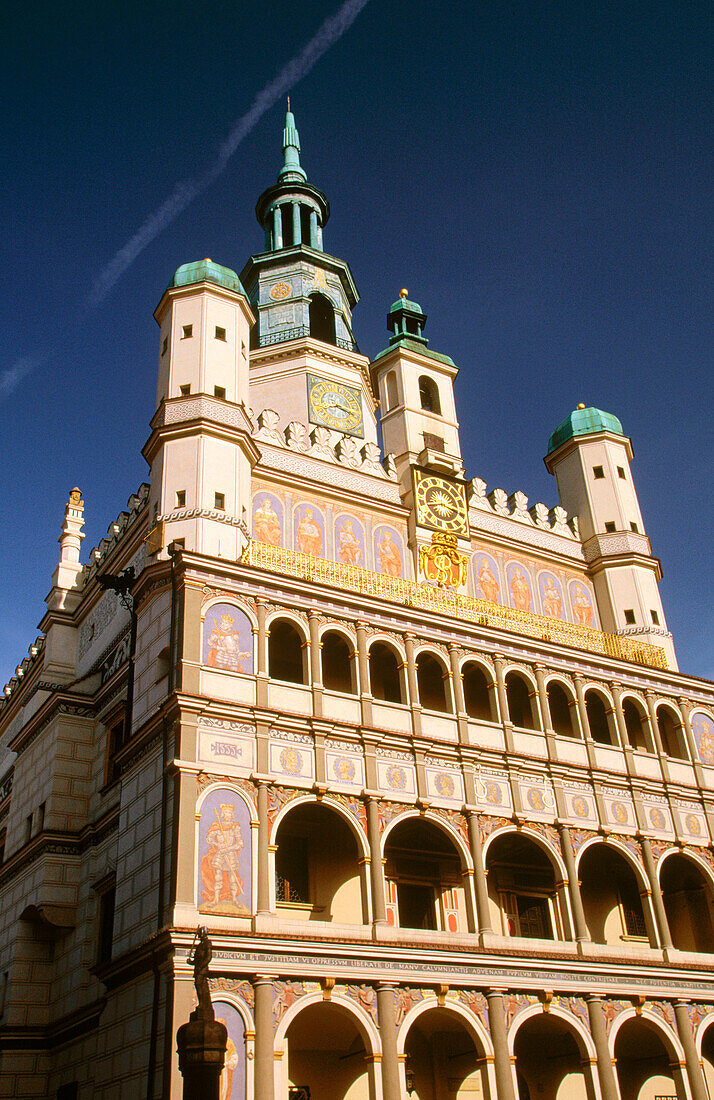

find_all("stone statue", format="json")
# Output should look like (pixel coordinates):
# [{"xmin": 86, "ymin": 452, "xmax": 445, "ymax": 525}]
[{"xmin": 189, "ymin": 926, "xmax": 214, "ymax": 1021}]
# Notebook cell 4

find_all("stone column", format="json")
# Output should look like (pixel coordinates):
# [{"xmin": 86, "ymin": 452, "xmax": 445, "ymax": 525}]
[
  {"xmin": 585, "ymin": 997, "xmax": 619, "ymax": 1100},
  {"xmin": 640, "ymin": 835, "xmax": 672, "ymax": 950},
  {"xmin": 610, "ymin": 682, "xmax": 630, "ymax": 747},
  {"xmin": 356, "ymin": 621, "xmax": 374, "ymax": 728},
  {"xmin": 492, "ymin": 654, "xmax": 514, "ymax": 752},
  {"xmin": 256, "ymin": 598, "xmax": 269, "ymax": 708},
  {"xmin": 467, "ymin": 811, "xmax": 493, "ymax": 936},
  {"xmin": 404, "ymin": 633, "xmax": 422, "ymax": 737},
  {"xmin": 272, "ymin": 206, "xmax": 282, "ymax": 250},
  {"xmin": 376, "ymin": 984, "xmax": 401, "ymax": 1100},
  {"xmin": 316, "ymin": 223, "xmax": 323, "ymax": 249},
  {"xmin": 645, "ymin": 691, "xmax": 666, "ymax": 755},
  {"xmin": 485, "ymin": 991, "xmax": 516, "ymax": 1100},
  {"xmin": 308, "ymin": 610, "xmax": 322, "ymax": 718},
  {"xmin": 292, "ymin": 202, "xmax": 301, "ymax": 245},
  {"xmin": 674, "ymin": 1000, "xmax": 709, "ymax": 1100},
  {"xmin": 253, "ymin": 977, "xmax": 275, "ymax": 1100},
  {"xmin": 558, "ymin": 826, "xmax": 590, "ymax": 944},
  {"xmin": 532, "ymin": 664, "xmax": 550, "ymax": 732},
  {"xmin": 256, "ymin": 783, "xmax": 270, "ymax": 915},
  {"xmin": 309, "ymin": 209, "xmax": 318, "ymax": 248},
  {"xmin": 366, "ymin": 797, "xmax": 387, "ymax": 926}
]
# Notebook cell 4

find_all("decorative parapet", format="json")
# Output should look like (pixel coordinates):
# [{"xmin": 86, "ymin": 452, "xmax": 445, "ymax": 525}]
[
  {"xmin": 583, "ymin": 530, "xmax": 653, "ymax": 561},
  {"xmin": 83, "ymin": 483, "xmax": 150, "ymax": 584},
  {"xmin": 241, "ymin": 540, "xmax": 668, "ymax": 669},
  {"xmin": 469, "ymin": 477, "xmax": 579, "ymax": 540},
  {"xmin": 254, "ymin": 409, "xmax": 397, "ymax": 481}
]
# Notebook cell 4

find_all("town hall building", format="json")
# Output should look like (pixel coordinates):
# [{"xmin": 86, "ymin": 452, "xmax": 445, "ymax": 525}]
[{"xmin": 1, "ymin": 109, "xmax": 714, "ymax": 1100}]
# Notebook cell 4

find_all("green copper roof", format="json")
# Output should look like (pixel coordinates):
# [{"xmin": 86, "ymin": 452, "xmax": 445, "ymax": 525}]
[
  {"xmin": 171, "ymin": 259, "xmax": 246, "ymax": 295},
  {"xmin": 278, "ymin": 105, "xmax": 307, "ymax": 184},
  {"xmin": 547, "ymin": 405, "xmax": 625, "ymax": 455},
  {"xmin": 389, "ymin": 295, "xmax": 423, "ymax": 314},
  {"xmin": 372, "ymin": 337, "xmax": 456, "ymax": 367}
]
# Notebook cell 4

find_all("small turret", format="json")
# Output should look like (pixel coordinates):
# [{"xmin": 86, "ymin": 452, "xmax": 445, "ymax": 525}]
[
  {"xmin": 47, "ymin": 488, "xmax": 85, "ymax": 611},
  {"xmin": 545, "ymin": 404, "xmax": 676, "ymax": 667}
]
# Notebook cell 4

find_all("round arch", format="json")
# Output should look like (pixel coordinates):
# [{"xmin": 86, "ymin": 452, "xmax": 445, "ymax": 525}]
[
  {"xmin": 380, "ymin": 809, "xmax": 473, "ymax": 870},
  {"xmin": 201, "ymin": 596, "xmax": 258, "ymax": 632},
  {"xmin": 210, "ymin": 992, "xmax": 255, "ymax": 1100},
  {"xmin": 657, "ymin": 846, "xmax": 714, "ymax": 891},
  {"xmin": 196, "ymin": 781, "xmax": 257, "ymax": 824},
  {"xmin": 194, "ymin": 783, "xmax": 257, "ymax": 916},
  {"xmin": 209, "ymin": 990, "xmax": 255, "ymax": 1033},
  {"xmin": 608, "ymin": 1007, "xmax": 685, "ymax": 1064},
  {"xmin": 414, "ymin": 647, "xmax": 453, "ymax": 713},
  {"xmin": 580, "ymin": 681, "xmax": 616, "ymax": 708},
  {"xmin": 274, "ymin": 989, "xmax": 382, "ymax": 1053},
  {"xmin": 575, "ymin": 836, "xmax": 647, "ymax": 890},
  {"xmin": 507, "ymin": 1003, "xmax": 598, "ymax": 1063},
  {"xmin": 695, "ymin": 1010, "xmax": 714, "ymax": 1057},
  {"xmin": 458, "ymin": 653, "xmax": 495, "ymax": 677},
  {"xmin": 269, "ymin": 794, "xmax": 370, "ymax": 860},
  {"xmin": 502, "ymin": 663, "xmax": 539, "ymax": 692},
  {"xmin": 265, "ymin": 610, "xmax": 309, "ymax": 640},
  {"xmin": 366, "ymin": 633, "xmax": 407, "ymax": 663},
  {"xmin": 482, "ymin": 825, "xmax": 567, "ymax": 880},
  {"xmin": 318, "ymin": 622, "xmax": 357, "ymax": 646},
  {"xmin": 396, "ymin": 997, "xmax": 494, "ymax": 1060}
]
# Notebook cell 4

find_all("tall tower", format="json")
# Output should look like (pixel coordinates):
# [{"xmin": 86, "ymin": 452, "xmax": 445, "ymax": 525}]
[
  {"xmin": 240, "ymin": 107, "xmax": 379, "ymax": 445},
  {"xmin": 143, "ymin": 259, "xmax": 258, "ymax": 559},
  {"xmin": 545, "ymin": 404, "xmax": 676, "ymax": 667}
]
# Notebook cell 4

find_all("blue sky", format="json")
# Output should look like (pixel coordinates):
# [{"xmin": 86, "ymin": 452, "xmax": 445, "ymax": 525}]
[{"xmin": 2, "ymin": 0, "xmax": 712, "ymax": 681}]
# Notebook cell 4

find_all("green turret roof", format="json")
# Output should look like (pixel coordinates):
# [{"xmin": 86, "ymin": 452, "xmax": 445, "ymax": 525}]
[
  {"xmin": 170, "ymin": 259, "xmax": 245, "ymax": 295},
  {"xmin": 389, "ymin": 294, "xmax": 423, "ymax": 315},
  {"xmin": 278, "ymin": 101, "xmax": 307, "ymax": 184},
  {"xmin": 547, "ymin": 405, "xmax": 625, "ymax": 455}
]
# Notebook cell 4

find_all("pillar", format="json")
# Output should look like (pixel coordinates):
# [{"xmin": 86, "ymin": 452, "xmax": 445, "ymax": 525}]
[
  {"xmin": 376, "ymin": 984, "xmax": 401, "ymax": 1100},
  {"xmin": 674, "ymin": 1000, "xmax": 709, "ymax": 1100},
  {"xmin": 467, "ymin": 812, "xmax": 493, "ymax": 936},
  {"xmin": 292, "ymin": 202, "xmax": 301, "ymax": 245},
  {"xmin": 640, "ymin": 835, "xmax": 673, "ymax": 950},
  {"xmin": 558, "ymin": 826, "xmax": 590, "ymax": 944},
  {"xmin": 492, "ymin": 655, "xmax": 510, "ymax": 730},
  {"xmin": 404, "ymin": 633, "xmax": 422, "ymax": 736},
  {"xmin": 585, "ymin": 997, "xmax": 619, "ymax": 1100},
  {"xmin": 256, "ymin": 783, "xmax": 270, "ymax": 915},
  {"xmin": 272, "ymin": 206, "xmax": 282, "ymax": 250},
  {"xmin": 485, "ymin": 991, "xmax": 516, "ymax": 1100},
  {"xmin": 256, "ymin": 598, "xmax": 269, "ymax": 708},
  {"xmin": 316, "ymin": 223, "xmax": 323, "ymax": 249},
  {"xmin": 253, "ymin": 977, "xmax": 275, "ymax": 1100},
  {"xmin": 366, "ymin": 797, "xmax": 387, "ymax": 925},
  {"xmin": 308, "ymin": 610, "xmax": 322, "ymax": 718},
  {"xmin": 309, "ymin": 209, "xmax": 318, "ymax": 248},
  {"xmin": 356, "ymin": 621, "xmax": 374, "ymax": 727},
  {"xmin": 532, "ymin": 664, "xmax": 550, "ymax": 732}
]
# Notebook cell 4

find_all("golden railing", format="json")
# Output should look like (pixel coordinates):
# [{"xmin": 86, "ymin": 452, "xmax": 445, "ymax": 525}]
[{"xmin": 241, "ymin": 541, "xmax": 668, "ymax": 670}]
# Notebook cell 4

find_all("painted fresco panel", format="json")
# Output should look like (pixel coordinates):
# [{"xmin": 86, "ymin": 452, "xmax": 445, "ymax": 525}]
[
  {"xmin": 269, "ymin": 740, "xmax": 315, "ymax": 781},
  {"xmin": 294, "ymin": 503, "xmax": 325, "ymax": 557},
  {"xmin": 472, "ymin": 551, "xmax": 501, "ymax": 604},
  {"xmin": 569, "ymin": 580, "xmax": 595, "ymax": 627},
  {"xmin": 506, "ymin": 562, "xmax": 534, "ymax": 612},
  {"xmin": 473, "ymin": 771, "xmax": 512, "ymax": 813},
  {"xmin": 335, "ymin": 514, "xmax": 365, "ymax": 566},
  {"xmin": 425, "ymin": 767, "xmax": 464, "ymax": 803},
  {"xmin": 197, "ymin": 787, "xmax": 252, "ymax": 916},
  {"xmin": 212, "ymin": 1000, "xmax": 246, "ymax": 1100},
  {"xmin": 374, "ymin": 525, "xmax": 404, "ymax": 578},
  {"xmin": 692, "ymin": 711, "xmax": 714, "ymax": 765},
  {"xmin": 203, "ymin": 603, "xmax": 253, "ymax": 674},
  {"xmin": 377, "ymin": 759, "xmax": 417, "ymax": 797},
  {"xmin": 538, "ymin": 571, "xmax": 565, "ymax": 619},
  {"xmin": 326, "ymin": 750, "xmax": 365, "ymax": 788},
  {"xmin": 252, "ymin": 492, "xmax": 283, "ymax": 546}
]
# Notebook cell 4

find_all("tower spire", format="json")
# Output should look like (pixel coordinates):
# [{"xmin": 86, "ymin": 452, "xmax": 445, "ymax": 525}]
[{"xmin": 278, "ymin": 103, "xmax": 307, "ymax": 183}]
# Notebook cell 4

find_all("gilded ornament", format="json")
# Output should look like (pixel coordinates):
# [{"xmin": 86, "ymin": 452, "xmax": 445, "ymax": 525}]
[
  {"xmin": 419, "ymin": 533, "xmax": 468, "ymax": 588},
  {"xmin": 270, "ymin": 281, "xmax": 291, "ymax": 301},
  {"xmin": 413, "ymin": 469, "xmax": 469, "ymax": 537}
]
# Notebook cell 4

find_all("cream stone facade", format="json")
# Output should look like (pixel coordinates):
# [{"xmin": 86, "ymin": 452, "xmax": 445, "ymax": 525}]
[{"xmin": 1, "ymin": 110, "xmax": 714, "ymax": 1100}]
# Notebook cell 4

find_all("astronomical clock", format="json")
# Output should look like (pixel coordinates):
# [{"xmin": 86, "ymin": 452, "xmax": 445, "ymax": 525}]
[
  {"xmin": 307, "ymin": 373, "xmax": 364, "ymax": 438},
  {"xmin": 413, "ymin": 469, "xmax": 469, "ymax": 538}
]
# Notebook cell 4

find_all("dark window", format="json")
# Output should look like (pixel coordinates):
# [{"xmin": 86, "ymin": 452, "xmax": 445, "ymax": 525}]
[
  {"xmin": 24, "ymin": 815, "xmax": 33, "ymax": 844},
  {"xmin": 505, "ymin": 673, "xmax": 534, "ymax": 729},
  {"xmin": 321, "ymin": 632, "xmax": 353, "ymax": 694},
  {"xmin": 385, "ymin": 371, "xmax": 398, "ymax": 410},
  {"xmin": 269, "ymin": 620, "xmax": 305, "ymax": 684},
  {"xmin": 416, "ymin": 652, "xmax": 448, "ymax": 712},
  {"xmin": 397, "ymin": 882, "xmax": 436, "ymax": 930},
  {"xmin": 215, "ymin": 326, "xmax": 226, "ymax": 341},
  {"xmin": 105, "ymin": 713, "xmax": 127, "ymax": 785},
  {"xmin": 180, "ymin": 384, "xmax": 191, "ymax": 396},
  {"xmin": 593, "ymin": 465, "xmax": 605, "ymax": 479},
  {"xmin": 630, "ymin": 521, "xmax": 639, "ymax": 533},
  {"xmin": 423, "ymin": 432, "xmax": 445, "ymax": 452},
  {"xmin": 37, "ymin": 803, "xmax": 45, "ymax": 833},
  {"xmin": 57, "ymin": 1085, "xmax": 79, "ymax": 1100},
  {"xmin": 463, "ymin": 663, "xmax": 492, "ymax": 721},
  {"xmin": 624, "ymin": 609, "xmax": 636, "ymax": 625},
  {"xmin": 214, "ymin": 386, "xmax": 226, "ymax": 399},
  {"xmin": 276, "ymin": 835, "xmax": 309, "ymax": 904},
  {"xmin": 623, "ymin": 700, "xmax": 648, "ymax": 751},
  {"xmin": 300, "ymin": 204, "xmax": 311, "ymax": 244},
  {"xmin": 176, "ymin": 490, "xmax": 186, "ymax": 508},
  {"xmin": 657, "ymin": 708, "xmax": 686, "ymax": 760},
  {"xmin": 214, "ymin": 492, "xmax": 225, "ymax": 510},
  {"xmin": 651, "ymin": 609, "xmax": 660, "ymax": 625},
  {"xmin": 617, "ymin": 466, "xmax": 626, "ymax": 479},
  {"xmin": 369, "ymin": 643, "xmax": 403, "ymax": 703},
  {"xmin": 418, "ymin": 375, "xmax": 441, "ymax": 414},
  {"xmin": 280, "ymin": 204, "xmax": 293, "ymax": 246},
  {"xmin": 547, "ymin": 682, "xmax": 575, "ymax": 737},
  {"xmin": 585, "ymin": 691, "xmax": 613, "ymax": 744},
  {"xmin": 97, "ymin": 886, "xmax": 116, "ymax": 965},
  {"xmin": 604, "ymin": 521, "xmax": 616, "ymax": 533},
  {"xmin": 308, "ymin": 294, "xmax": 336, "ymax": 344},
  {"xmin": 182, "ymin": 324, "xmax": 193, "ymax": 339},
  {"xmin": 516, "ymin": 895, "xmax": 551, "ymax": 939}
]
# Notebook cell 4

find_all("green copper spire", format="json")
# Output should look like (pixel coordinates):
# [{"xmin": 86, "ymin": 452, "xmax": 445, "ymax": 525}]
[{"xmin": 278, "ymin": 98, "xmax": 307, "ymax": 183}]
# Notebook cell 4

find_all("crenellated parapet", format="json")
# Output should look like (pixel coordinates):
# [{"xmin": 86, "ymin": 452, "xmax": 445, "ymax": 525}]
[
  {"xmin": 469, "ymin": 477, "xmax": 580, "ymax": 540},
  {"xmin": 253, "ymin": 408, "xmax": 398, "ymax": 481}
]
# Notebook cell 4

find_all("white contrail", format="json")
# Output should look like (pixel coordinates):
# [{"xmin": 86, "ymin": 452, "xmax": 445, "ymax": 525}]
[
  {"xmin": 88, "ymin": 0, "xmax": 371, "ymax": 307},
  {"xmin": 0, "ymin": 354, "xmax": 45, "ymax": 399}
]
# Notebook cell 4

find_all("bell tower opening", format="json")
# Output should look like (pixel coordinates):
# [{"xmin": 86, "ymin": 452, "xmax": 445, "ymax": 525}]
[{"xmin": 309, "ymin": 293, "xmax": 336, "ymax": 345}]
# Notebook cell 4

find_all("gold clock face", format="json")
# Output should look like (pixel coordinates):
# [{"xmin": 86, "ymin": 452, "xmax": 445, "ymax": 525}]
[
  {"xmin": 414, "ymin": 470, "xmax": 469, "ymax": 536},
  {"xmin": 307, "ymin": 373, "xmax": 364, "ymax": 437}
]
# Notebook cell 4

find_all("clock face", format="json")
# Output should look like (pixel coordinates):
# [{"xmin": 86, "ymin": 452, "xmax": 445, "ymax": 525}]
[
  {"xmin": 307, "ymin": 373, "xmax": 364, "ymax": 437},
  {"xmin": 414, "ymin": 470, "xmax": 469, "ymax": 536}
]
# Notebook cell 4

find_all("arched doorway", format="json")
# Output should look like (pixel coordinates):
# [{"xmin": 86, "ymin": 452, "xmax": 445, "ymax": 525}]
[
  {"xmin": 368, "ymin": 641, "xmax": 405, "ymax": 703},
  {"xmin": 309, "ymin": 293, "xmax": 336, "ymax": 344},
  {"xmin": 578, "ymin": 843, "xmax": 653, "ymax": 946},
  {"xmin": 274, "ymin": 801, "xmax": 367, "ymax": 923},
  {"xmin": 416, "ymin": 651, "xmax": 451, "ymax": 712},
  {"xmin": 384, "ymin": 817, "xmax": 470, "ymax": 932},
  {"xmin": 505, "ymin": 672, "xmax": 538, "ymax": 730},
  {"xmin": 513, "ymin": 1013, "xmax": 596, "ymax": 1099},
  {"xmin": 660, "ymin": 853, "xmax": 714, "ymax": 952},
  {"xmin": 463, "ymin": 662, "xmax": 496, "ymax": 722},
  {"xmin": 402, "ymin": 1007, "xmax": 492, "ymax": 1099},
  {"xmin": 284, "ymin": 1001, "xmax": 376, "ymax": 1100},
  {"xmin": 485, "ymin": 832, "xmax": 568, "ymax": 941},
  {"xmin": 614, "ymin": 1015, "xmax": 685, "ymax": 1099}
]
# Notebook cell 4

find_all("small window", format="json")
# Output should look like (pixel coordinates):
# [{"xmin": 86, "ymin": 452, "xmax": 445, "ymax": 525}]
[
  {"xmin": 180, "ymin": 384, "xmax": 191, "ymax": 396},
  {"xmin": 176, "ymin": 490, "xmax": 186, "ymax": 508},
  {"xmin": 276, "ymin": 835, "xmax": 309, "ymax": 904},
  {"xmin": 423, "ymin": 432, "xmax": 445, "ymax": 452},
  {"xmin": 105, "ymin": 713, "xmax": 127, "ymax": 786},
  {"xmin": 214, "ymin": 386, "xmax": 226, "ymax": 399},
  {"xmin": 25, "ymin": 815, "xmax": 33, "ymax": 845},
  {"xmin": 57, "ymin": 1085, "xmax": 79, "ymax": 1100},
  {"xmin": 651, "ymin": 609, "xmax": 660, "ymax": 625},
  {"xmin": 617, "ymin": 466, "xmax": 626, "ymax": 479},
  {"xmin": 604, "ymin": 521, "xmax": 616, "ymax": 533},
  {"xmin": 418, "ymin": 375, "xmax": 441, "ymax": 414},
  {"xmin": 215, "ymin": 326, "xmax": 226, "ymax": 341},
  {"xmin": 624, "ymin": 609, "xmax": 636, "ymax": 625},
  {"xmin": 241, "ymin": 342, "xmax": 247, "ymax": 359},
  {"xmin": 214, "ymin": 492, "xmax": 225, "ymax": 510},
  {"xmin": 181, "ymin": 324, "xmax": 193, "ymax": 339},
  {"xmin": 593, "ymin": 465, "xmax": 605, "ymax": 479},
  {"xmin": 0, "ymin": 830, "xmax": 5, "ymax": 866},
  {"xmin": 161, "ymin": 337, "xmax": 168, "ymax": 356},
  {"xmin": 37, "ymin": 803, "xmax": 45, "ymax": 833},
  {"xmin": 630, "ymin": 521, "xmax": 639, "ymax": 533},
  {"xmin": 97, "ymin": 885, "xmax": 116, "ymax": 965}
]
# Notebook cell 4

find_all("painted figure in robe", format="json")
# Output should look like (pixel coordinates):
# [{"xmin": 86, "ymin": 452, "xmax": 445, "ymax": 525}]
[
  {"xmin": 201, "ymin": 803, "xmax": 246, "ymax": 911},
  {"xmin": 378, "ymin": 530, "xmax": 402, "ymax": 577},
  {"xmin": 297, "ymin": 507, "xmax": 322, "ymax": 556},
  {"xmin": 337, "ymin": 520, "xmax": 362, "ymax": 564},
  {"xmin": 253, "ymin": 497, "xmax": 281, "ymax": 545},
  {"xmin": 510, "ymin": 567, "xmax": 532, "ymax": 611},
  {"xmin": 206, "ymin": 613, "xmax": 251, "ymax": 673}
]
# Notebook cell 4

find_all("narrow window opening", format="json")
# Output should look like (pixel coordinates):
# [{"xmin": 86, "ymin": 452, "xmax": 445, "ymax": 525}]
[
  {"xmin": 463, "ymin": 663, "xmax": 492, "ymax": 722},
  {"xmin": 276, "ymin": 834, "xmax": 309, "ymax": 904},
  {"xmin": 624, "ymin": 609, "xmax": 636, "ymax": 625},
  {"xmin": 161, "ymin": 336, "xmax": 168, "ymax": 356},
  {"xmin": 214, "ymin": 386, "xmax": 226, "ymax": 399},
  {"xmin": 418, "ymin": 375, "xmax": 441, "ymax": 414},
  {"xmin": 385, "ymin": 370, "xmax": 398, "ymax": 410},
  {"xmin": 181, "ymin": 324, "xmax": 193, "ymax": 339},
  {"xmin": 176, "ymin": 490, "xmax": 186, "ymax": 508},
  {"xmin": 585, "ymin": 691, "xmax": 613, "ymax": 745},
  {"xmin": 630, "ymin": 521, "xmax": 639, "ymax": 532},
  {"xmin": 617, "ymin": 466, "xmax": 626, "ymax": 479},
  {"xmin": 593, "ymin": 465, "xmax": 605, "ymax": 479},
  {"xmin": 215, "ymin": 326, "xmax": 226, "ymax": 341},
  {"xmin": 300, "ymin": 205, "xmax": 311, "ymax": 244},
  {"xmin": 505, "ymin": 673, "xmax": 535, "ymax": 730},
  {"xmin": 416, "ymin": 652, "xmax": 449, "ymax": 712},
  {"xmin": 604, "ymin": 521, "xmax": 616, "ymax": 533},
  {"xmin": 651, "ymin": 609, "xmax": 660, "ymax": 625},
  {"xmin": 25, "ymin": 815, "xmax": 33, "ymax": 844},
  {"xmin": 308, "ymin": 293, "xmax": 336, "ymax": 344},
  {"xmin": 180, "ymin": 384, "xmax": 191, "ymax": 396},
  {"xmin": 280, "ymin": 204, "xmax": 293, "ymax": 247},
  {"xmin": 321, "ymin": 632, "xmax": 354, "ymax": 694},
  {"xmin": 369, "ymin": 643, "xmax": 403, "ymax": 703},
  {"xmin": 623, "ymin": 700, "xmax": 648, "ymax": 752},
  {"xmin": 214, "ymin": 492, "xmax": 225, "ymax": 510},
  {"xmin": 37, "ymin": 802, "xmax": 45, "ymax": 833},
  {"xmin": 96, "ymin": 885, "xmax": 116, "ymax": 965},
  {"xmin": 268, "ymin": 620, "xmax": 305, "ymax": 684}
]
